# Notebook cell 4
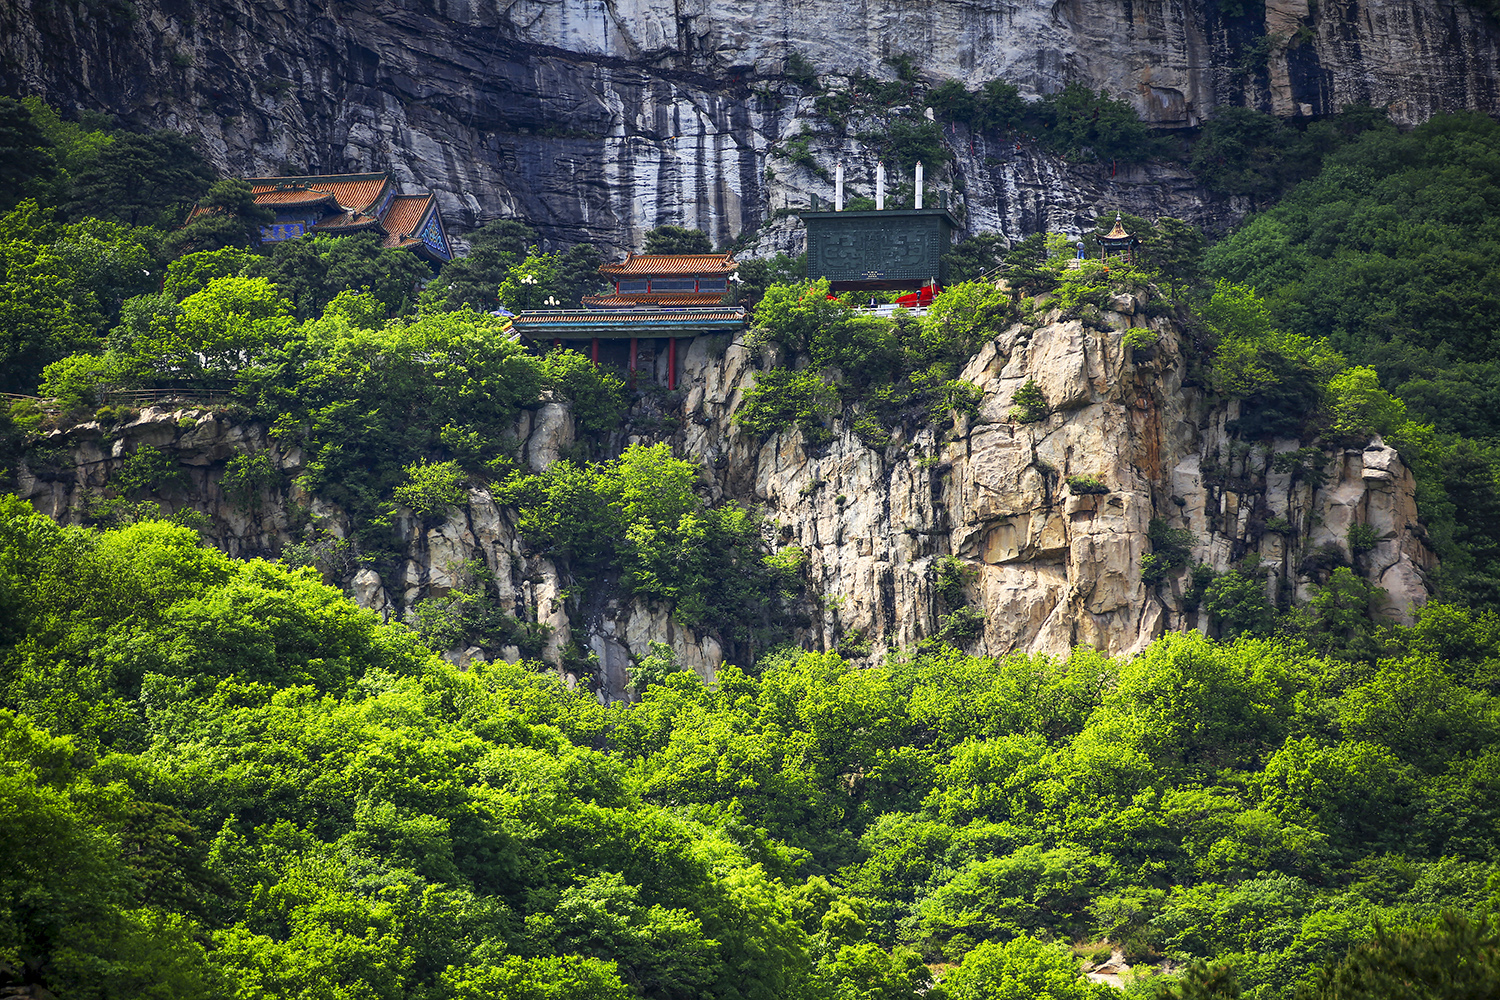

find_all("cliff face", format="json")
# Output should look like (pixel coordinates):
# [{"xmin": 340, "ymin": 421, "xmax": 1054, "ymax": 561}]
[
  {"xmin": 16, "ymin": 293, "xmax": 1435, "ymax": 698},
  {"xmin": 3, "ymin": 0, "xmax": 1496, "ymax": 253}
]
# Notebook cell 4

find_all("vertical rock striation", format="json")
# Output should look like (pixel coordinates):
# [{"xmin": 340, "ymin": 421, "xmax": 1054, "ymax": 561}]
[{"xmin": 2, "ymin": 0, "xmax": 1495, "ymax": 252}]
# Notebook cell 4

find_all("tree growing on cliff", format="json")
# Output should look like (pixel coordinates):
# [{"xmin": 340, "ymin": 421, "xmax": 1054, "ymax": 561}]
[{"xmin": 644, "ymin": 225, "xmax": 713, "ymax": 255}]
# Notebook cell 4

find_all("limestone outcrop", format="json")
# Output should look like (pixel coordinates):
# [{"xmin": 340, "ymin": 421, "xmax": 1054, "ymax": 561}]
[
  {"xmin": 15, "ymin": 292, "xmax": 1435, "ymax": 696},
  {"xmin": 2, "ymin": 0, "xmax": 1496, "ymax": 254}
]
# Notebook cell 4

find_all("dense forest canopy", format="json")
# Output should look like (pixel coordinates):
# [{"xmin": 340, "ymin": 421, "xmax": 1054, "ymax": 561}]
[
  {"xmin": 2, "ymin": 503, "xmax": 1499, "ymax": 999},
  {"xmin": 4, "ymin": 93, "xmax": 1500, "ymax": 1000}
]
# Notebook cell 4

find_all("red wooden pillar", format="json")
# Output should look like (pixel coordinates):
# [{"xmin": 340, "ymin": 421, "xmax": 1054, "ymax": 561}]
[
  {"xmin": 591, "ymin": 337, "xmax": 599, "ymax": 366},
  {"xmin": 628, "ymin": 337, "xmax": 638, "ymax": 387},
  {"xmin": 553, "ymin": 338, "xmax": 561, "ymax": 349},
  {"xmin": 667, "ymin": 338, "xmax": 677, "ymax": 390}
]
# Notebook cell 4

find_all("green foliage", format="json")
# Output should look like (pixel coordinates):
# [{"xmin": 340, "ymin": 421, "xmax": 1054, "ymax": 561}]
[
  {"xmin": 417, "ymin": 218, "xmax": 539, "ymax": 312},
  {"xmin": 164, "ymin": 247, "xmax": 257, "ymax": 301},
  {"xmin": 113, "ymin": 445, "xmax": 186, "ymax": 497},
  {"xmin": 496, "ymin": 247, "xmax": 588, "ymax": 311},
  {"xmin": 67, "ymin": 129, "xmax": 214, "ymax": 228},
  {"xmin": 644, "ymin": 225, "xmax": 714, "ymax": 255},
  {"xmin": 1201, "ymin": 566, "xmax": 1278, "ymax": 639},
  {"xmin": 243, "ymin": 231, "xmax": 432, "ymax": 320},
  {"xmin": 1123, "ymin": 327, "xmax": 1160, "ymax": 350},
  {"xmin": 1142, "ymin": 517, "xmax": 1196, "ymax": 584},
  {"xmin": 540, "ymin": 348, "xmax": 627, "ymax": 445},
  {"xmin": 219, "ymin": 452, "xmax": 280, "ymax": 512},
  {"xmin": 1325, "ymin": 367, "xmax": 1407, "ymax": 442},
  {"xmin": 498, "ymin": 444, "xmax": 794, "ymax": 640},
  {"xmin": 1066, "ymin": 476, "xmax": 1110, "ymax": 495},
  {"xmin": 737, "ymin": 366, "xmax": 839, "ymax": 446},
  {"xmin": 934, "ymin": 555, "xmax": 977, "ymax": 607},
  {"xmin": 1033, "ymin": 83, "xmax": 1164, "ymax": 163},
  {"xmin": 392, "ymin": 459, "xmax": 467, "ymax": 518},
  {"xmin": 1189, "ymin": 104, "xmax": 1391, "ymax": 199},
  {"xmin": 0, "ymin": 97, "xmax": 58, "ymax": 211},
  {"xmin": 727, "ymin": 253, "xmax": 805, "ymax": 310},
  {"xmin": 1010, "ymin": 379, "xmax": 1048, "ymax": 424},
  {"xmin": 943, "ymin": 935, "xmax": 1108, "ymax": 1000},
  {"xmin": 1301, "ymin": 912, "xmax": 1500, "ymax": 999},
  {"xmin": 1, "ymin": 495, "xmax": 1500, "ymax": 1000},
  {"xmin": 943, "ymin": 233, "xmax": 1008, "ymax": 282},
  {"xmin": 169, "ymin": 178, "xmax": 274, "ymax": 254}
]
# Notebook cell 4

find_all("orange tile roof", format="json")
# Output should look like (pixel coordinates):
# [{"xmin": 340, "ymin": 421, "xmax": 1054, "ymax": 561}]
[
  {"xmin": 582, "ymin": 291, "xmax": 728, "ymax": 307},
  {"xmin": 313, "ymin": 211, "xmax": 382, "ymax": 232},
  {"xmin": 599, "ymin": 253, "xmax": 738, "ymax": 276},
  {"xmin": 248, "ymin": 172, "xmax": 391, "ymax": 214},
  {"xmin": 251, "ymin": 189, "xmax": 340, "ymax": 208},
  {"xmin": 379, "ymin": 194, "xmax": 434, "ymax": 244}
]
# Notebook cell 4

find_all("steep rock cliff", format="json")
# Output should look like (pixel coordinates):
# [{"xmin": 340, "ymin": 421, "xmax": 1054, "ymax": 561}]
[
  {"xmin": 15, "ymin": 291, "xmax": 1434, "ymax": 698},
  {"xmin": 3, "ymin": 0, "xmax": 1496, "ymax": 252}
]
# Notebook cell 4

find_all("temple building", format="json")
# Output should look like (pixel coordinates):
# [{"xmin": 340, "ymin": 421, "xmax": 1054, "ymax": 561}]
[
  {"xmin": 511, "ymin": 251, "xmax": 746, "ymax": 388},
  {"xmin": 583, "ymin": 253, "xmax": 738, "ymax": 307},
  {"xmin": 194, "ymin": 172, "xmax": 453, "ymax": 263},
  {"xmin": 1098, "ymin": 214, "xmax": 1140, "ymax": 264}
]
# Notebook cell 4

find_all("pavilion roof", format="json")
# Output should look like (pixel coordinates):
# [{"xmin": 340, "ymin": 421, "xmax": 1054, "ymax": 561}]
[
  {"xmin": 1102, "ymin": 215, "xmax": 1136, "ymax": 241},
  {"xmin": 599, "ymin": 253, "xmax": 738, "ymax": 276}
]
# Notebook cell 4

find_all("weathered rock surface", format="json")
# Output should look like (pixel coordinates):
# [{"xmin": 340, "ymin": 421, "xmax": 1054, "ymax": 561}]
[
  {"xmin": 2, "ymin": 0, "xmax": 1495, "ymax": 253},
  {"xmin": 16, "ymin": 292, "xmax": 1434, "ymax": 694}
]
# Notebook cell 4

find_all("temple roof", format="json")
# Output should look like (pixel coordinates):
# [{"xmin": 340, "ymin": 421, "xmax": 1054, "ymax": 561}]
[
  {"xmin": 248, "ymin": 172, "xmax": 392, "ymax": 214},
  {"xmin": 599, "ymin": 253, "xmax": 738, "ymax": 276},
  {"xmin": 582, "ymin": 291, "xmax": 727, "ymax": 308},
  {"xmin": 380, "ymin": 194, "xmax": 434, "ymax": 244}
]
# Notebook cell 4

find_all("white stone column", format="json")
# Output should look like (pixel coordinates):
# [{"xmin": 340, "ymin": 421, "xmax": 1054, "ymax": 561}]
[
  {"xmin": 876, "ymin": 161, "xmax": 885, "ymax": 211},
  {"xmin": 835, "ymin": 160, "xmax": 844, "ymax": 211},
  {"xmin": 915, "ymin": 161, "xmax": 924, "ymax": 209}
]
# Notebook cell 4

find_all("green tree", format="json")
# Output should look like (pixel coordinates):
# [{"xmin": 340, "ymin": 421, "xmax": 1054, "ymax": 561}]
[
  {"xmin": 0, "ymin": 97, "xmax": 57, "ymax": 212},
  {"xmin": 69, "ymin": 130, "xmax": 214, "ymax": 227},
  {"xmin": 419, "ymin": 218, "xmax": 539, "ymax": 312},
  {"xmin": 169, "ymin": 178, "xmax": 274, "ymax": 254},
  {"xmin": 644, "ymin": 225, "xmax": 713, "ymax": 255},
  {"xmin": 942, "ymin": 936, "xmax": 1107, "ymax": 1000}
]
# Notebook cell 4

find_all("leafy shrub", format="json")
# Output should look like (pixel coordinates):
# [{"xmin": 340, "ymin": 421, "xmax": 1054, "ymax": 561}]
[
  {"xmin": 1327, "ymin": 366, "xmax": 1408, "ymax": 441},
  {"xmin": 392, "ymin": 459, "xmax": 467, "ymax": 518},
  {"xmin": 1202, "ymin": 566, "xmax": 1278, "ymax": 639},
  {"xmin": 1348, "ymin": 522, "xmax": 1379, "ymax": 557},
  {"xmin": 1010, "ymin": 379, "xmax": 1048, "ymax": 423},
  {"xmin": 220, "ymin": 451, "xmax": 280, "ymax": 512},
  {"xmin": 498, "ymin": 443, "xmax": 795, "ymax": 640},
  {"xmin": 112, "ymin": 444, "xmax": 185, "ymax": 496},
  {"xmin": 938, "ymin": 605, "xmax": 986, "ymax": 646},
  {"xmin": 934, "ymin": 554, "xmax": 977, "ymax": 607},
  {"xmin": 38, "ymin": 352, "xmax": 125, "ymax": 410},
  {"xmin": 1142, "ymin": 517, "xmax": 1196, "ymax": 584},
  {"xmin": 736, "ymin": 367, "xmax": 838, "ymax": 446},
  {"xmin": 1066, "ymin": 476, "xmax": 1110, "ymax": 495},
  {"xmin": 1123, "ymin": 327, "xmax": 1159, "ymax": 350},
  {"xmin": 929, "ymin": 379, "xmax": 983, "ymax": 422}
]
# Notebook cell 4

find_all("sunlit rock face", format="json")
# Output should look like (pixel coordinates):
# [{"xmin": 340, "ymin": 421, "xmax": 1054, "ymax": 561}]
[
  {"xmin": 3, "ymin": 0, "xmax": 1496, "ymax": 253},
  {"xmin": 17, "ymin": 291, "xmax": 1434, "ymax": 695}
]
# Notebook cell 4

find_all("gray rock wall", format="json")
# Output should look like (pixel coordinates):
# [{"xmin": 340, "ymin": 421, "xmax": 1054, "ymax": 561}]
[{"xmin": 2, "ymin": 0, "xmax": 1495, "ymax": 253}]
